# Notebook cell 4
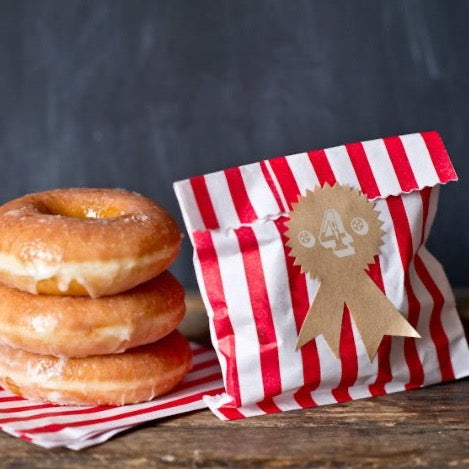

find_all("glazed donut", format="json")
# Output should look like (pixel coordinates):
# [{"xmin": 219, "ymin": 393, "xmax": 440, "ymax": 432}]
[
  {"xmin": 0, "ymin": 188, "xmax": 181, "ymax": 297},
  {"xmin": 0, "ymin": 330, "xmax": 192, "ymax": 406},
  {"xmin": 0, "ymin": 271, "xmax": 185, "ymax": 357}
]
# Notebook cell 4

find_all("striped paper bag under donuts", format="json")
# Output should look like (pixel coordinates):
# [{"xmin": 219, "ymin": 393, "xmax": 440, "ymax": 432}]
[{"xmin": 174, "ymin": 131, "xmax": 469, "ymax": 420}]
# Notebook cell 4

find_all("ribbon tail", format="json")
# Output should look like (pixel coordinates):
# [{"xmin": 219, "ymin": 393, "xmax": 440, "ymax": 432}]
[
  {"xmin": 346, "ymin": 274, "xmax": 420, "ymax": 360},
  {"xmin": 296, "ymin": 282, "xmax": 345, "ymax": 358}
]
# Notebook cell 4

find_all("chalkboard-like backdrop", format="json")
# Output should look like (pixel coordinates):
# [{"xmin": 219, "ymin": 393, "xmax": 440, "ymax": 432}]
[{"xmin": 0, "ymin": 0, "xmax": 467, "ymax": 288}]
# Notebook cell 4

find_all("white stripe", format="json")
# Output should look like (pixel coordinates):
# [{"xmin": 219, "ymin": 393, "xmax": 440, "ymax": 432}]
[
  {"xmin": 408, "ymin": 259, "xmax": 441, "ymax": 385},
  {"xmin": 345, "ymin": 384, "xmax": 375, "ymax": 402},
  {"xmin": 192, "ymin": 250, "xmax": 228, "ymax": 390},
  {"xmin": 286, "ymin": 153, "xmax": 320, "ymax": 196},
  {"xmin": 263, "ymin": 160, "xmax": 289, "ymax": 212},
  {"xmin": 406, "ymin": 186, "xmax": 469, "ymax": 384},
  {"xmin": 253, "ymin": 221, "xmax": 304, "ymax": 393},
  {"xmin": 418, "ymin": 246, "xmax": 469, "ymax": 381},
  {"xmin": 211, "ymin": 229, "xmax": 264, "ymax": 405},
  {"xmin": 399, "ymin": 134, "xmax": 439, "ymax": 189},
  {"xmin": 64, "ymin": 425, "xmax": 135, "ymax": 450},
  {"xmin": 305, "ymin": 277, "xmax": 341, "ymax": 406},
  {"xmin": 0, "ymin": 400, "xmax": 57, "ymax": 411},
  {"xmin": 285, "ymin": 151, "xmax": 340, "ymax": 404},
  {"xmin": 347, "ymin": 319, "xmax": 376, "ymax": 400},
  {"xmin": 309, "ymin": 388, "xmax": 338, "ymax": 407},
  {"xmin": 0, "ymin": 405, "xmax": 90, "ymax": 421},
  {"xmin": 272, "ymin": 389, "xmax": 306, "ymax": 412},
  {"xmin": 239, "ymin": 163, "xmax": 280, "ymax": 219},
  {"xmin": 203, "ymin": 393, "xmax": 246, "ymax": 419},
  {"xmin": 375, "ymin": 199, "xmax": 407, "ymax": 313},
  {"xmin": 401, "ymin": 191, "xmax": 424, "ymax": 256},
  {"xmin": 375, "ymin": 199, "xmax": 411, "ymax": 391},
  {"xmin": 233, "ymin": 403, "xmax": 267, "ymax": 417},
  {"xmin": 423, "ymin": 185, "xmax": 439, "ymax": 239},
  {"xmin": 204, "ymin": 171, "xmax": 240, "ymax": 228},
  {"xmin": 340, "ymin": 151, "xmax": 377, "ymax": 399},
  {"xmin": 325, "ymin": 145, "xmax": 361, "ymax": 188},
  {"xmin": 173, "ymin": 180, "xmax": 205, "ymax": 236},
  {"xmin": 362, "ymin": 139, "xmax": 402, "ymax": 198},
  {"xmin": 400, "ymin": 191, "xmax": 439, "ymax": 386}
]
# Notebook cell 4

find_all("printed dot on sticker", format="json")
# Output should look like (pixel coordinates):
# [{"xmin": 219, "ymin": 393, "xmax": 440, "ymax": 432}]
[
  {"xmin": 351, "ymin": 217, "xmax": 369, "ymax": 235},
  {"xmin": 298, "ymin": 230, "xmax": 315, "ymax": 248}
]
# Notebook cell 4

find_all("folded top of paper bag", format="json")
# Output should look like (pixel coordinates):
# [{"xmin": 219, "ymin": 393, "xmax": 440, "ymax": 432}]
[{"xmin": 175, "ymin": 131, "xmax": 456, "ymax": 234}]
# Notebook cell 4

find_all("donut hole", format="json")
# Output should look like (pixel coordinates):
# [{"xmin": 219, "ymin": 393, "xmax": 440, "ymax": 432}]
[{"xmin": 35, "ymin": 200, "xmax": 122, "ymax": 219}]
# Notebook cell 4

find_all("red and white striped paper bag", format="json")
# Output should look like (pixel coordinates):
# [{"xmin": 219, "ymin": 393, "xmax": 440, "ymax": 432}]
[{"xmin": 174, "ymin": 131, "xmax": 469, "ymax": 420}]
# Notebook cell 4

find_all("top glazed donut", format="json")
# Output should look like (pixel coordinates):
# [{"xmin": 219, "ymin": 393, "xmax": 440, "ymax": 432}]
[{"xmin": 0, "ymin": 188, "xmax": 182, "ymax": 297}]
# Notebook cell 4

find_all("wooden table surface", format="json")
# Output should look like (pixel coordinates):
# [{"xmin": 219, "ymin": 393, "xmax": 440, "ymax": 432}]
[{"xmin": 0, "ymin": 292, "xmax": 468, "ymax": 468}]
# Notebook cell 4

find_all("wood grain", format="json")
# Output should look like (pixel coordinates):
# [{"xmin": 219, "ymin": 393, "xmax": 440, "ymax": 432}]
[{"xmin": 0, "ymin": 292, "xmax": 467, "ymax": 468}]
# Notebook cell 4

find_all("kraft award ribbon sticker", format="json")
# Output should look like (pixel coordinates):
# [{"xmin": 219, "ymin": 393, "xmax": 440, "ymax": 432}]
[{"xmin": 285, "ymin": 184, "xmax": 420, "ymax": 360}]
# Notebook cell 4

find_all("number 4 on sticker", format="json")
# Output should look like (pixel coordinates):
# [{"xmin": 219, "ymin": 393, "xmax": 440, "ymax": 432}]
[{"xmin": 319, "ymin": 209, "xmax": 355, "ymax": 258}]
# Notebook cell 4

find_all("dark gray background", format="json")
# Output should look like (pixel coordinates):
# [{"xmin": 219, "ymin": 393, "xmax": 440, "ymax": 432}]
[{"xmin": 0, "ymin": 0, "xmax": 468, "ymax": 288}]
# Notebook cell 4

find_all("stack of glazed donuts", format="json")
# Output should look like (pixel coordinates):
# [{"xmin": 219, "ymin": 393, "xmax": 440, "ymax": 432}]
[{"xmin": 0, "ymin": 188, "xmax": 191, "ymax": 406}]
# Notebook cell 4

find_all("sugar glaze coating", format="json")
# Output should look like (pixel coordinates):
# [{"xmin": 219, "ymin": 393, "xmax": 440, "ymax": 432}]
[
  {"xmin": 0, "ymin": 188, "xmax": 182, "ymax": 297},
  {"xmin": 0, "ymin": 330, "xmax": 192, "ymax": 406},
  {"xmin": 0, "ymin": 271, "xmax": 185, "ymax": 357}
]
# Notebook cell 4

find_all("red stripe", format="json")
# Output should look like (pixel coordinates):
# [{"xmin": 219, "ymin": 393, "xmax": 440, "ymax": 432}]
[
  {"xmin": 189, "ymin": 176, "xmax": 219, "ymax": 229},
  {"xmin": 307, "ymin": 156, "xmax": 359, "ymax": 404},
  {"xmin": 0, "ymin": 405, "xmax": 112, "ymax": 425},
  {"xmin": 228, "ymin": 161, "xmax": 304, "ymax": 407},
  {"xmin": 418, "ymin": 186, "xmax": 454, "ymax": 381},
  {"xmin": 0, "ymin": 395, "xmax": 24, "ymax": 403},
  {"xmin": 292, "ymin": 385, "xmax": 318, "ymax": 409},
  {"xmin": 20, "ymin": 388, "xmax": 226, "ymax": 435},
  {"xmin": 419, "ymin": 187, "xmax": 431, "ymax": 244},
  {"xmin": 383, "ymin": 136, "xmax": 419, "ymax": 193},
  {"xmin": 256, "ymin": 397, "xmax": 282, "ymax": 414},
  {"xmin": 259, "ymin": 161, "xmax": 285, "ymax": 211},
  {"xmin": 216, "ymin": 406, "xmax": 246, "ymax": 420},
  {"xmin": 420, "ymin": 131, "xmax": 457, "ymax": 182},
  {"xmin": 235, "ymin": 226, "xmax": 282, "ymax": 398},
  {"xmin": 0, "ymin": 403, "xmax": 53, "ymax": 413},
  {"xmin": 269, "ymin": 156, "xmax": 301, "ymax": 209},
  {"xmin": 414, "ymin": 255, "xmax": 454, "ymax": 381},
  {"xmin": 270, "ymin": 160, "xmax": 321, "ymax": 408},
  {"xmin": 386, "ymin": 196, "xmax": 424, "ymax": 389},
  {"xmin": 228, "ymin": 165, "xmax": 285, "ymax": 404},
  {"xmin": 307, "ymin": 150, "xmax": 336, "ymax": 186},
  {"xmin": 224, "ymin": 167, "xmax": 257, "ymax": 223},
  {"xmin": 345, "ymin": 142, "xmax": 380, "ymax": 198},
  {"xmin": 275, "ymin": 217, "xmax": 320, "ymax": 408},
  {"xmin": 386, "ymin": 197, "xmax": 414, "ymax": 272},
  {"xmin": 331, "ymin": 307, "xmax": 358, "ymax": 402},
  {"xmin": 344, "ymin": 145, "xmax": 394, "ymax": 396},
  {"xmin": 368, "ymin": 258, "xmax": 393, "ymax": 396},
  {"xmin": 194, "ymin": 231, "xmax": 241, "ymax": 405}
]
